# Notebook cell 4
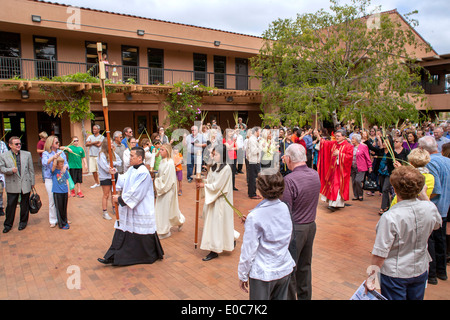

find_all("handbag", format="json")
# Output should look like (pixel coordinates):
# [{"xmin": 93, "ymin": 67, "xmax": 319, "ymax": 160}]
[
  {"xmin": 363, "ymin": 175, "xmax": 378, "ymax": 191},
  {"xmin": 29, "ymin": 186, "xmax": 42, "ymax": 214},
  {"xmin": 68, "ymin": 172, "xmax": 75, "ymax": 190}
]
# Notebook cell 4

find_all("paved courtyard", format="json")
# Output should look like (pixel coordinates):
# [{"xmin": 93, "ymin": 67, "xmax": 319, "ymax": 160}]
[{"xmin": 0, "ymin": 167, "xmax": 448, "ymax": 300}]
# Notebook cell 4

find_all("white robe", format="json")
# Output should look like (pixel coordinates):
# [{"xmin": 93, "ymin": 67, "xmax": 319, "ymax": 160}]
[
  {"xmin": 200, "ymin": 165, "xmax": 238, "ymax": 253},
  {"xmin": 154, "ymin": 158, "xmax": 185, "ymax": 235},
  {"xmin": 114, "ymin": 164, "xmax": 156, "ymax": 235}
]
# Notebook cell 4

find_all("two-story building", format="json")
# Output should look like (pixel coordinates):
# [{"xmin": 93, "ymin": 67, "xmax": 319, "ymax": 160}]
[
  {"xmin": 0, "ymin": 0, "xmax": 264, "ymax": 160},
  {"xmin": 0, "ymin": 0, "xmax": 448, "ymax": 163}
]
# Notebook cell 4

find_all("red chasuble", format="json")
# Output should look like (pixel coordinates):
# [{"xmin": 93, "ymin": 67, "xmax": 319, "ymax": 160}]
[{"xmin": 317, "ymin": 139, "xmax": 353, "ymax": 202}]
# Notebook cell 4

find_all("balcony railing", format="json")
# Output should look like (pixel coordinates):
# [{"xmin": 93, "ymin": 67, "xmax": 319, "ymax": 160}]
[{"xmin": 0, "ymin": 57, "xmax": 261, "ymax": 91}]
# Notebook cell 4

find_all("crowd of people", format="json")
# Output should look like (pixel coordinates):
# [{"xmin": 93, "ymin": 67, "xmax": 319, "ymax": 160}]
[{"xmin": 0, "ymin": 117, "xmax": 449, "ymax": 300}]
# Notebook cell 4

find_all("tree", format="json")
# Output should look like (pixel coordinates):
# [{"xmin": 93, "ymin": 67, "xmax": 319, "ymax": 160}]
[
  {"xmin": 163, "ymin": 81, "xmax": 214, "ymax": 131},
  {"xmin": 251, "ymin": 0, "xmax": 431, "ymax": 128}
]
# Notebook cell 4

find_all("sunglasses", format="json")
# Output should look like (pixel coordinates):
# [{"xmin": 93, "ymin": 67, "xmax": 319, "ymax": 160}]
[{"xmin": 14, "ymin": 143, "xmax": 22, "ymax": 146}]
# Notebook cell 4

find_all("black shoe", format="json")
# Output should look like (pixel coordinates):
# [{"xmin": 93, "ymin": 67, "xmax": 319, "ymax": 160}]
[
  {"xmin": 233, "ymin": 187, "xmax": 239, "ymax": 191},
  {"xmin": 3, "ymin": 228, "xmax": 11, "ymax": 233},
  {"xmin": 428, "ymin": 277, "xmax": 438, "ymax": 285},
  {"xmin": 18, "ymin": 224, "xmax": 27, "ymax": 231},
  {"xmin": 0, "ymin": 208, "xmax": 4, "ymax": 216},
  {"xmin": 202, "ymin": 251, "xmax": 219, "ymax": 261},
  {"xmin": 437, "ymin": 273, "xmax": 448, "ymax": 281},
  {"xmin": 97, "ymin": 258, "xmax": 114, "ymax": 265},
  {"xmin": 327, "ymin": 206, "xmax": 337, "ymax": 212}
]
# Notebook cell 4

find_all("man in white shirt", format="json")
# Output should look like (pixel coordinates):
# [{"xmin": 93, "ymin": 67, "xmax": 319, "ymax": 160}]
[
  {"xmin": 183, "ymin": 125, "xmax": 206, "ymax": 183},
  {"xmin": 85, "ymin": 125, "xmax": 104, "ymax": 188}
]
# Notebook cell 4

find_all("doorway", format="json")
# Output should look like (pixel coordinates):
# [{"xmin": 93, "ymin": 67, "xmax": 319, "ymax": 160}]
[
  {"xmin": 1, "ymin": 112, "xmax": 27, "ymax": 150},
  {"xmin": 235, "ymin": 58, "xmax": 248, "ymax": 90},
  {"xmin": 134, "ymin": 111, "xmax": 159, "ymax": 142}
]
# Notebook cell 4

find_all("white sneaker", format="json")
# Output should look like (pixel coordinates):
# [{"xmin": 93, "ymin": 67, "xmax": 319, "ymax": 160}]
[
  {"xmin": 159, "ymin": 231, "xmax": 171, "ymax": 239},
  {"xmin": 90, "ymin": 183, "xmax": 100, "ymax": 189},
  {"xmin": 102, "ymin": 212, "xmax": 112, "ymax": 220}
]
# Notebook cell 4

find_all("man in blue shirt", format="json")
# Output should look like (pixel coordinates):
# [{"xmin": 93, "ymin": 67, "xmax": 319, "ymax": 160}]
[
  {"xmin": 434, "ymin": 127, "xmax": 450, "ymax": 153},
  {"xmin": 419, "ymin": 136, "xmax": 450, "ymax": 285}
]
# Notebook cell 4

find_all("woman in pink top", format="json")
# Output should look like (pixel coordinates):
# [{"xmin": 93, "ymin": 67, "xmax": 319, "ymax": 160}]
[{"xmin": 351, "ymin": 133, "xmax": 372, "ymax": 201}]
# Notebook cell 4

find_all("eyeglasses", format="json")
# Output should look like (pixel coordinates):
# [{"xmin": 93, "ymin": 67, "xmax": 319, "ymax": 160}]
[{"xmin": 14, "ymin": 143, "xmax": 22, "ymax": 146}]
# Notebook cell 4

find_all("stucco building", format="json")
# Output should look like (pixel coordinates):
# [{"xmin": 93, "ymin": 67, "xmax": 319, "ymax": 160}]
[{"xmin": 0, "ymin": 0, "xmax": 448, "ymax": 162}]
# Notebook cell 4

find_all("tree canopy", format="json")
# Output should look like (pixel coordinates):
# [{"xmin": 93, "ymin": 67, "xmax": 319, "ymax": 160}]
[{"xmin": 251, "ymin": 0, "xmax": 431, "ymax": 128}]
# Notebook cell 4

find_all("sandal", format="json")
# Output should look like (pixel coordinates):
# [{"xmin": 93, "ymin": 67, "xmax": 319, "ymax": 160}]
[{"xmin": 378, "ymin": 208, "xmax": 387, "ymax": 216}]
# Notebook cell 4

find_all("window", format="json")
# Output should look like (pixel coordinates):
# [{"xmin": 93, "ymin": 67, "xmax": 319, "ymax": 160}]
[
  {"xmin": 33, "ymin": 36, "xmax": 57, "ymax": 79},
  {"xmin": 214, "ymin": 55, "xmax": 226, "ymax": 89},
  {"xmin": 445, "ymin": 74, "xmax": 450, "ymax": 93},
  {"xmin": 431, "ymin": 74, "xmax": 439, "ymax": 86},
  {"xmin": 0, "ymin": 31, "xmax": 21, "ymax": 79},
  {"xmin": 235, "ymin": 58, "xmax": 248, "ymax": 90},
  {"xmin": 85, "ymin": 41, "xmax": 107, "ymax": 75},
  {"xmin": 148, "ymin": 48, "xmax": 164, "ymax": 84},
  {"xmin": 122, "ymin": 45, "xmax": 139, "ymax": 83},
  {"xmin": 194, "ymin": 53, "xmax": 207, "ymax": 85}
]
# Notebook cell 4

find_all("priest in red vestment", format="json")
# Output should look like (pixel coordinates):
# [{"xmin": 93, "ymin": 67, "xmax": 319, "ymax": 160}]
[{"xmin": 315, "ymin": 129, "xmax": 353, "ymax": 210}]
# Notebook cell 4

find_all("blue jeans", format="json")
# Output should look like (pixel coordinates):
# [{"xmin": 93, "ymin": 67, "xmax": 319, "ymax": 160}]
[
  {"xmin": 380, "ymin": 271, "xmax": 428, "ymax": 300},
  {"xmin": 186, "ymin": 153, "xmax": 202, "ymax": 181}
]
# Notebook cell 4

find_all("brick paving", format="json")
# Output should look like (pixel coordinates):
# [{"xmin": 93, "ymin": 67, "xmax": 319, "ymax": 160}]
[{"xmin": 0, "ymin": 167, "xmax": 448, "ymax": 300}]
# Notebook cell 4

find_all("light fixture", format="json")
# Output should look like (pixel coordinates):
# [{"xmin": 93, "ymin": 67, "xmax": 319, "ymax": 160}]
[
  {"xmin": 214, "ymin": 41, "xmax": 221, "ymax": 47},
  {"xmin": 226, "ymin": 96, "xmax": 233, "ymax": 102},
  {"xmin": 125, "ymin": 93, "xmax": 132, "ymax": 101},
  {"xmin": 137, "ymin": 30, "xmax": 145, "ymax": 36},
  {"xmin": 21, "ymin": 90, "xmax": 29, "ymax": 99},
  {"xmin": 31, "ymin": 15, "xmax": 41, "ymax": 23}
]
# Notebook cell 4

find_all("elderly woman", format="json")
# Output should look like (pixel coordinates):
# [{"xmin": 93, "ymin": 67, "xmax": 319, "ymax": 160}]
[
  {"xmin": 238, "ymin": 171, "xmax": 295, "ymax": 300},
  {"xmin": 390, "ymin": 148, "xmax": 434, "ymax": 207},
  {"xmin": 350, "ymin": 133, "xmax": 372, "ymax": 201},
  {"xmin": 367, "ymin": 165, "xmax": 442, "ymax": 300}
]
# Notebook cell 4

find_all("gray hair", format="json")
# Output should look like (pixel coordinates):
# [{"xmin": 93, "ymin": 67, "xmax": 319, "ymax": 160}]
[
  {"xmin": 252, "ymin": 126, "xmax": 261, "ymax": 134},
  {"xmin": 418, "ymin": 136, "xmax": 438, "ymax": 153},
  {"xmin": 335, "ymin": 129, "xmax": 346, "ymax": 137},
  {"xmin": 113, "ymin": 131, "xmax": 122, "ymax": 139},
  {"xmin": 352, "ymin": 133, "xmax": 361, "ymax": 143},
  {"xmin": 285, "ymin": 143, "xmax": 307, "ymax": 163},
  {"xmin": 93, "ymin": 124, "xmax": 101, "ymax": 130}
]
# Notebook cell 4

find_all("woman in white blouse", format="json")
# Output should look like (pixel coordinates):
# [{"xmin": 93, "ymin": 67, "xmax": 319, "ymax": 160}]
[
  {"xmin": 238, "ymin": 170, "xmax": 295, "ymax": 300},
  {"xmin": 367, "ymin": 165, "xmax": 441, "ymax": 300}
]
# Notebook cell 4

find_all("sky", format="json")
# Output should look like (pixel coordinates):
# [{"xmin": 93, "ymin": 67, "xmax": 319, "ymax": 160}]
[{"xmin": 48, "ymin": 0, "xmax": 450, "ymax": 54}]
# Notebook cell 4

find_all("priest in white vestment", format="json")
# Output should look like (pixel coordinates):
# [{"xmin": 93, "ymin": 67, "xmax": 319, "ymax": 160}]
[
  {"xmin": 98, "ymin": 147, "xmax": 164, "ymax": 266},
  {"xmin": 154, "ymin": 144, "xmax": 185, "ymax": 239},
  {"xmin": 196, "ymin": 144, "xmax": 239, "ymax": 261}
]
